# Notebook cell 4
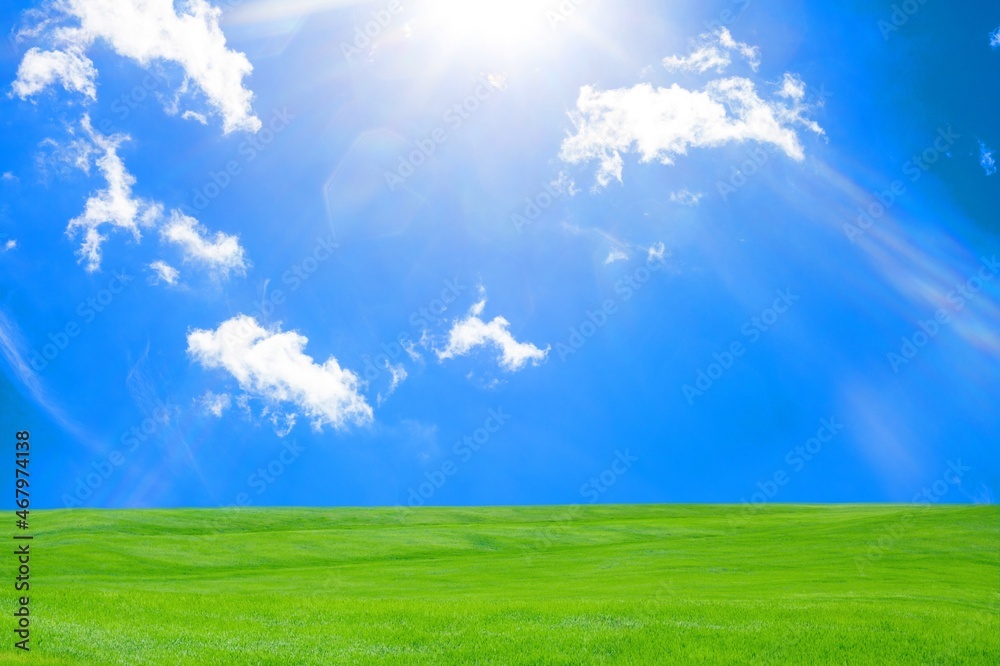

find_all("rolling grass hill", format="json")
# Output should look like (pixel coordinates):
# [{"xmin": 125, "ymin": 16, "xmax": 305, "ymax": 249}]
[{"xmin": 3, "ymin": 504, "xmax": 997, "ymax": 664}]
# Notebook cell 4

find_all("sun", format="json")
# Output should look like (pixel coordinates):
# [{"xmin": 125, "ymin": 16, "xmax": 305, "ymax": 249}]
[{"xmin": 417, "ymin": 0, "xmax": 549, "ymax": 50}]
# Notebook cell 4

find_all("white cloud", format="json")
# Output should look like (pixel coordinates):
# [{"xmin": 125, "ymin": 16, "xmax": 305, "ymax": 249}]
[
  {"xmin": 187, "ymin": 315, "xmax": 373, "ymax": 431},
  {"xmin": 37, "ymin": 135, "xmax": 94, "ymax": 180},
  {"xmin": 560, "ymin": 72, "xmax": 823, "ymax": 188},
  {"xmin": 1, "ymin": 172, "xmax": 16, "ymax": 181},
  {"xmin": 604, "ymin": 248, "xmax": 628, "ymax": 264},
  {"xmin": 57, "ymin": 118, "xmax": 245, "ymax": 274},
  {"xmin": 991, "ymin": 26, "xmax": 1000, "ymax": 49},
  {"xmin": 66, "ymin": 115, "xmax": 163, "ymax": 272},
  {"xmin": 485, "ymin": 73, "xmax": 508, "ymax": 91},
  {"xmin": 402, "ymin": 337, "xmax": 424, "ymax": 362},
  {"xmin": 663, "ymin": 28, "xmax": 759, "ymax": 74},
  {"xmin": 264, "ymin": 410, "xmax": 296, "ymax": 437},
  {"xmin": 648, "ymin": 242, "xmax": 666, "ymax": 262},
  {"xmin": 199, "ymin": 390, "xmax": 231, "ymax": 417},
  {"xmin": 777, "ymin": 73, "xmax": 806, "ymax": 101},
  {"xmin": 235, "ymin": 393, "xmax": 252, "ymax": 418},
  {"xmin": 2, "ymin": 240, "xmax": 17, "ymax": 252},
  {"xmin": 980, "ymin": 140, "xmax": 997, "ymax": 176},
  {"xmin": 181, "ymin": 110, "xmax": 208, "ymax": 124},
  {"xmin": 148, "ymin": 260, "xmax": 179, "ymax": 285},
  {"xmin": 15, "ymin": 0, "xmax": 260, "ymax": 133},
  {"xmin": 550, "ymin": 170, "xmax": 579, "ymax": 197},
  {"xmin": 11, "ymin": 46, "xmax": 97, "ymax": 100},
  {"xmin": 669, "ymin": 188, "xmax": 703, "ymax": 205},
  {"xmin": 377, "ymin": 361, "xmax": 408, "ymax": 406},
  {"xmin": 437, "ymin": 296, "xmax": 549, "ymax": 371},
  {"xmin": 160, "ymin": 211, "xmax": 248, "ymax": 278}
]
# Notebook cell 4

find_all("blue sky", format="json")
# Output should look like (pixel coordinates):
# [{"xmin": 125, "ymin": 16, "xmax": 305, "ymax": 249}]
[{"xmin": 0, "ymin": 0, "xmax": 997, "ymax": 510}]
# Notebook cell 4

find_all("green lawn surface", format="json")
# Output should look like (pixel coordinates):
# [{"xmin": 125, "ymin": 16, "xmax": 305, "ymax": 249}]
[{"xmin": 2, "ymin": 504, "xmax": 997, "ymax": 664}]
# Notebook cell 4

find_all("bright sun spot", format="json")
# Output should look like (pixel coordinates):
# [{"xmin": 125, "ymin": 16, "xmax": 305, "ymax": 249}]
[{"xmin": 419, "ymin": 0, "xmax": 548, "ymax": 49}]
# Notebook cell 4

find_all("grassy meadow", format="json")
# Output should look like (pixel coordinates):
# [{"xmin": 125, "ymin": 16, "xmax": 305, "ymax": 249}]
[{"xmin": 2, "ymin": 504, "xmax": 997, "ymax": 664}]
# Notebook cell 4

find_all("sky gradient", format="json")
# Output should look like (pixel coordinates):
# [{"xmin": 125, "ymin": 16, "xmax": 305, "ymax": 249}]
[{"xmin": 0, "ymin": 0, "xmax": 998, "ymax": 510}]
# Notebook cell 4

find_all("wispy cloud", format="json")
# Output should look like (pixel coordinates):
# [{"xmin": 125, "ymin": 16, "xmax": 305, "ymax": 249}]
[
  {"xmin": 199, "ymin": 390, "xmax": 231, "ymax": 417},
  {"xmin": 437, "ymin": 293, "xmax": 549, "ymax": 371},
  {"xmin": 66, "ymin": 116, "xmax": 163, "ymax": 272},
  {"xmin": 148, "ymin": 260, "xmax": 180, "ymax": 285},
  {"xmin": 604, "ymin": 249, "xmax": 628, "ymax": 264},
  {"xmin": 990, "ymin": 25, "xmax": 1000, "ymax": 49},
  {"xmin": 0, "ymin": 307, "xmax": 97, "ymax": 448},
  {"xmin": 669, "ymin": 189, "xmax": 703, "ymax": 206},
  {"xmin": 550, "ymin": 170, "xmax": 579, "ymax": 197},
  {"xmin": 663, "ymin": 28, "xmax": 760, "ymax": 73},
  {"xmin": 979, "ymin": 140, "xmax": 997, "ymax": 176},
  {"xmin": 160, "ymin": 211, "xmax": 248, "ymax": 279},
  {"xmin": 647, "ymin": 242, "xmax": 667, "ymax": 262},
  {"xmin": 377, "ymin": 361, "xmax": 408, "ymax": 406}
]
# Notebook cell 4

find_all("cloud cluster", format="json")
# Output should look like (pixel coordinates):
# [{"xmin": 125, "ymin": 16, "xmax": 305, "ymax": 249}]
[
  {"xmin": 560, "ymin": 33, "xmax": 823, "ymax": 188},
  {"xmin": 437, "ymin": 299, "xmax": 549, "ymax": 371},
  {"xmin": 60, "ymin": 115, "xmax": 247, "ymax": 276},
  {"xmin": 187, "ymin": 315, "xmax": 373, "ymax": 431},
  {"xmin": 12, "ymin": 0, "xmax": 259, "ymax": 133}
]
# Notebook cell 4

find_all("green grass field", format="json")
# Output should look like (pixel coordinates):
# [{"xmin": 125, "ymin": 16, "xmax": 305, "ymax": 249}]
[{"xmin": 2, "ymin": 504, "xmax": 997, "ymax": 664}]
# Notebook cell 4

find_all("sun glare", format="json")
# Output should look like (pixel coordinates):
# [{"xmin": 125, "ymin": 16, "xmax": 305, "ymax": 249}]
[{"xmin": 419, "ymin": 0, "xmax": 548, "ymax": 49}]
